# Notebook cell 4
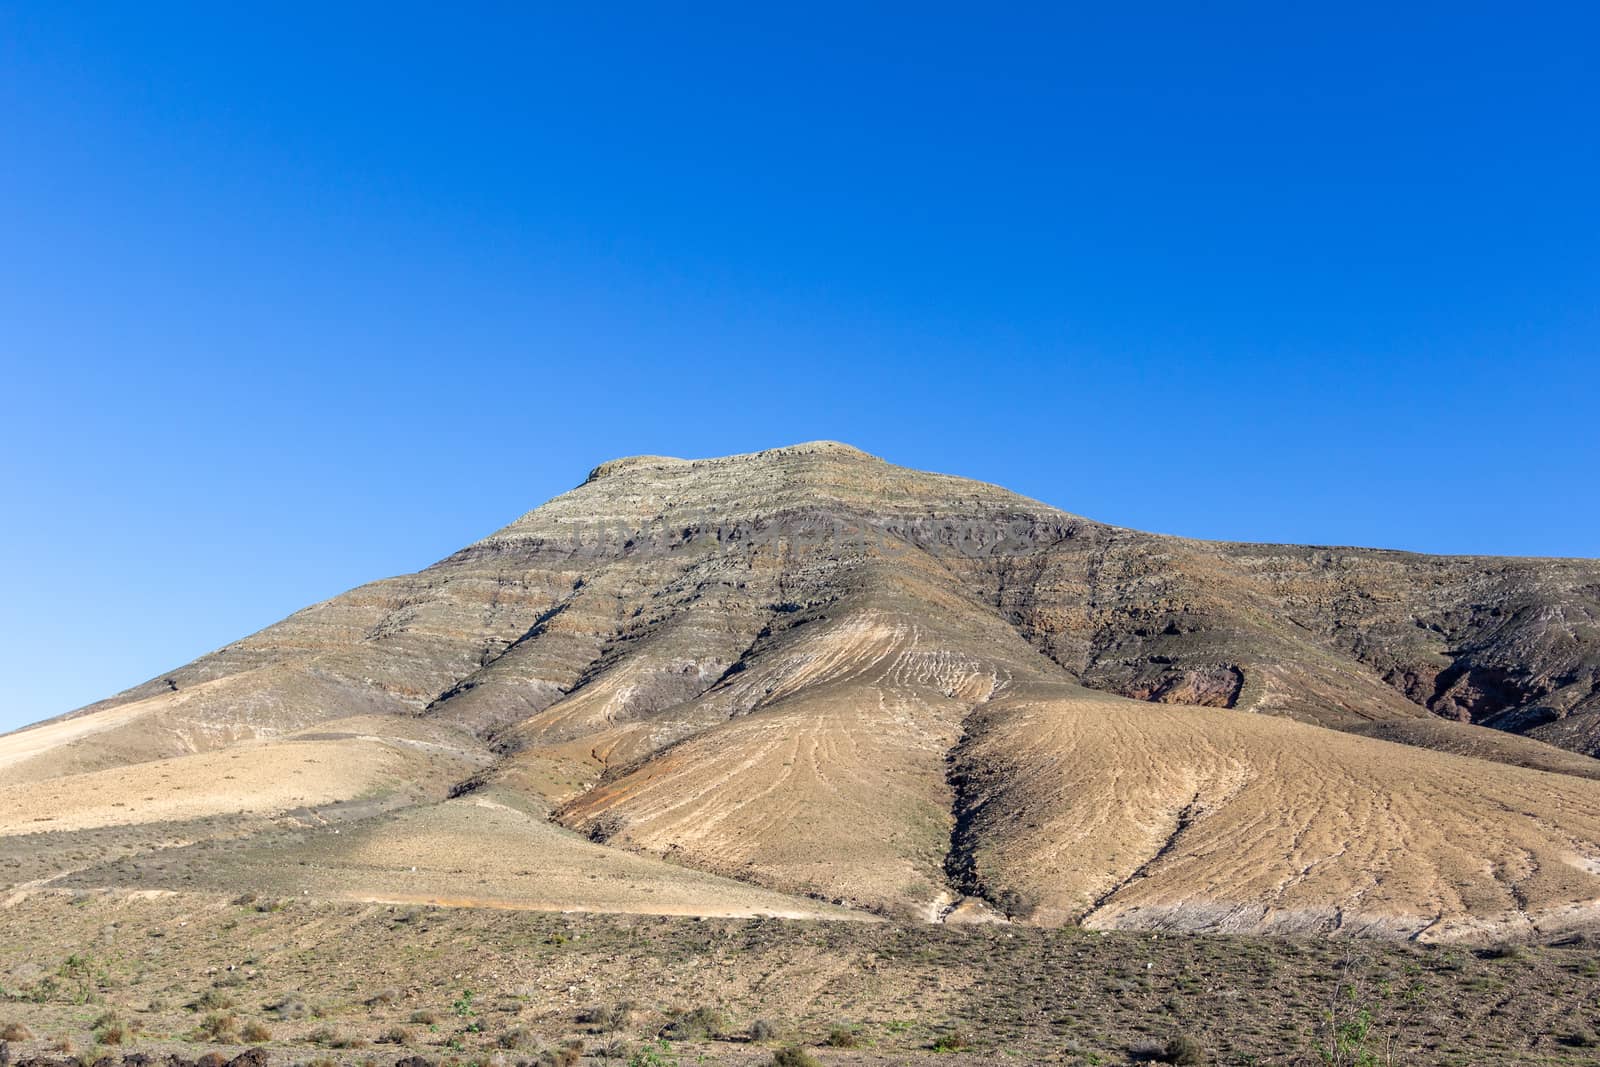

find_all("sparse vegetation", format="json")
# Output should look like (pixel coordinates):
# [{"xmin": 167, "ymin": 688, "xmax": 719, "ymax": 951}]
[
  {"xmin": 825, "ymin": 1024, "xmax": 861, "ymax": 1047},
  {"xmin": 266, "ymin": 996, "xmax": 308, "ymax": 1019},
  {"xmin": 1162, "ymin": 1033, "xmax": 1206, "ymax": 1065},
  {"xmin": 195, "ymin": 1011, "xmax": 241, "ymax": 1043},
  {"xmin": 538, "ymin": 1043, "xmax": 583, "ymax": 1067},
  {"xmin": 191, "ymin": 989, "xmax": 235, "ymax": 1012},
  {"xmin": 626, "ymin": 1039, "xmax": 679, "ymax": 1066},
  {"xmin": 770, "ymin": 1047, "xmax": 822, "ymax": 1067},
  {"xmin": 662, "ymin": 1005, "xmax": 722, "ymax": 1041},
  {"xmin": 1314, "ymin": 950, "xmax": 1397, "ymax": 1067},
  {"xmin": 0, "ymin": 895, "xmax": 1598, "ymax": 1065},
  {"xmin": 57, "ymin": 954, "xmax": 100, "ymax": 1004},
  {"xmin": 496, "ymin": 1025, "xmax": 535, "ymax": 1051},
  {"xmin": 0, "ymin": 1021, "xmax": 33, "ymax": 1042},
  {"xmin": 241, "ymin": 1020, "xmax": 273, "ymax": 1043},
  {"xmin": 1481, "ymin": 943, "xmax": 1525, "ymax": 961},
  {"xmin": 579, "ymin": 1001, "xmax": 631, "ymax": 1033},
  {"xmin": 91, "ymin": 1010, "xmax": 133, "ymax": 1045},
  {"xmin": 371, "ymin": 1024, "xmax": 408, "ymax": 1045}
]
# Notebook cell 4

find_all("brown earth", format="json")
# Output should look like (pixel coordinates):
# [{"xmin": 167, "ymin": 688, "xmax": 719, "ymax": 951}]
[{"xmin": 2, "ymin": 893, "xmax": 1600, "ymax": 1066}]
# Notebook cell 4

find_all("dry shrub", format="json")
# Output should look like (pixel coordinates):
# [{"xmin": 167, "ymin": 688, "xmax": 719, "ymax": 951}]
[
  {"xmin": 92, "ymin": 1012, "xmax": 129, "ymax": 1045},
  {"xmin": 577, "ymin": 1001, "xmax": 630, "ymax": 1032},
  {"xmin": 662, "ymin": 1005, "xmax": 722, "ymax": 1041},
  {"xmin": 825, "ymin": 1025, "xmax": 860, "ymax": 1048},
  {"xmin": 266, "ymin": 997, "xmax": 307, "ymax": 1020},
  {"xmin": 771, "ymin": 1048, "xmax": 821, "ymax": 1067},
  {"xmin": 496, "ymin": 1026, "xmax": 535, "ymax": 1051},
  {"xmin": 1163, "ymin": 1034, "xmax": 1206, "ymax": 1065},
  {"xmin": 366, "ymin": 988, "xmax": 400, "ymax": 1009},
  {"xmin": 195, "ymin": 1012, "xmax": 241, "ymax": 1044}
]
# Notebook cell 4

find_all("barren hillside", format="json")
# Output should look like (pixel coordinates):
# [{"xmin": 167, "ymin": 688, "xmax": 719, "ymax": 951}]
[{"xmin": 5, "ymin": 441, "xmax": 1600, "ymax": 939}]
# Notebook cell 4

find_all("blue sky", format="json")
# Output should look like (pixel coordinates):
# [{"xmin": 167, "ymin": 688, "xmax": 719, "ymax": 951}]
[{"xmin": 2, "ymin": 5, "xmax": 1597, "ymax": 732}]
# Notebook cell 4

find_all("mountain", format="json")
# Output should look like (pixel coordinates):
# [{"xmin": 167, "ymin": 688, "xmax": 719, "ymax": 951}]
[{"xmin": 4, "ymin": 441, "xmax": 1600, "ymax": 940}]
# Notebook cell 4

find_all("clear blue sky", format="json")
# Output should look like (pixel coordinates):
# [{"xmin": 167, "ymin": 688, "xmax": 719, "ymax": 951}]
[{"xmin": 2, "ymin": 5, "xmax": 1597, "ymax": 732}]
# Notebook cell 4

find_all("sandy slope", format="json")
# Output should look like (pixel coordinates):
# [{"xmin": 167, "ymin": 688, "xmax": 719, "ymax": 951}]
[
  {"xmin": 950, "ymin": 684, "xmax": 1600, "ymax": 939},
  {"xmin": 0, "ymin": 716, "xmax": 484, "ymax": 834}
]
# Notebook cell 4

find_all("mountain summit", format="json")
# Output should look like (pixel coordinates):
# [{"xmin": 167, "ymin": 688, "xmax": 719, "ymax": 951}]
[{"xmin": 5, "ymin": 443, "xmax": 1600, "ymax": 939}]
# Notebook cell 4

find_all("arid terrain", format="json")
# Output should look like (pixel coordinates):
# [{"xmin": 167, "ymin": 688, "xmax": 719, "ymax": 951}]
[{"xmin": 6, "ymin": 442, "xmax": 1600, "ymax": 1064}]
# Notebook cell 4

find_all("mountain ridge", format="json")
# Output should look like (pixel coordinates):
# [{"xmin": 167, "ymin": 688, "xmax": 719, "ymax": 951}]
[{"xmin": 5, "ymin": 442, "xmax": 1600, "ymax": 940}]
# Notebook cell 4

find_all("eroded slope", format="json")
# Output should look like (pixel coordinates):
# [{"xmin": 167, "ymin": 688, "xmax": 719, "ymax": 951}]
[
  {"xmin": 948, "ymin": 684, "xmax": 1600, "ymax": 939},
  {"xmin": 5, "ymin": 441, "xmax": 1600, "ymax": 938}
]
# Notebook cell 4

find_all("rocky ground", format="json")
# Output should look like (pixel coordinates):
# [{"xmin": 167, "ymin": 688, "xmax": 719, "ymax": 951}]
[{"xmin": 3, "ymin": 893, "xmax": 1600, "ymax": 1066}]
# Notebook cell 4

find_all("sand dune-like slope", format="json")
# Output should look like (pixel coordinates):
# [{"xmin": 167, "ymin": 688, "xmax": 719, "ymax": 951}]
[
  {"xmin": 950, "ymin": 685, "xmax": 1600, "ymax": 939},
  {"xmin": 0, "ymin": 716, "xmax": 485, "ymax": 834}
]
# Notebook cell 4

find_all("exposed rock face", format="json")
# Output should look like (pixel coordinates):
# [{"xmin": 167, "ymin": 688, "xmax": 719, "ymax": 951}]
[
  {"xmin": 24, "ymin": 441, "xmax": 1600, "ymax": 767},
  {"xmin": 5, "ymin": 441, "xmax": 1600, "ymax": 938}
]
